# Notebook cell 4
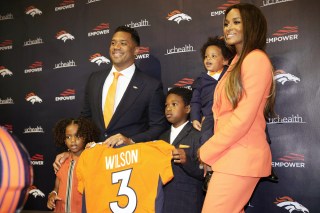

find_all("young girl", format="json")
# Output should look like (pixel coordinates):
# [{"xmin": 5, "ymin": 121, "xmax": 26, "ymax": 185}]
[
  {"xmin": 200, "ymin": 3, "xmax": 276, "ymax": 212},
  {"xmin": 47, "ymin": 118, "xmax": 99, "ymax": 212}
]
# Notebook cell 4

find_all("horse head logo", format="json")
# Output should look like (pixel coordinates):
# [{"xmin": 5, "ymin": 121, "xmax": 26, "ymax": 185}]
[
  {"xmin": 56, "ymin": 31, "xmax": 75, "ymax": 42},
  {"xmin": 274, "ymin": 70, "xmax": 300, "ymax": 85},
  {"xmin": 274, "ymin": 196, "xmax": 309, "ymax": 213},
  {"xmin": 0, "ymin": 66, "xmax": 13, "ymax": 77},
  {"xmin": 25, "ymin": 6, "xmax": 42, "ymax": 17},
  {"xmin": 89, "ymin": 53, "xmax": 110, "ymax": 66},
  {"xmin": 28, "ymin": 186, "xmax": 45, "ymax": 198},
  {"xmin": 166, "ymin": 10, "xmax": 192, "ymax": 24},
  {"xmin": 25, "ymin": 93, "xmax": 42, "ymax": 104}
]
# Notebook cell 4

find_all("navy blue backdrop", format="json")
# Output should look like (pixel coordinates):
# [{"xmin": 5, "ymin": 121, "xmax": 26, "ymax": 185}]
[{"xmin": 0, "ymin": 0, "xmax": 319, "ymax": 212}]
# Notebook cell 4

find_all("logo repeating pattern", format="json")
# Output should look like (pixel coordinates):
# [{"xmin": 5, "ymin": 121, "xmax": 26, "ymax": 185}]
[
  {"xmin": 28, "ymin": 186, "xmax": 45, "ymax": 198},
  {"xmin": 88, "ymin": 23, "xmax": 110, "ymax": 37},
  {"xmin": 0, "ymin": 40, "xmax": 13, "ymax": 50},
  {"xmin": 0, "ymin": 66, "xmax": 13, "ymax": 77},
  {"xmin": 25, "ymin": 93, "xmax": 42, "ymax": 104},
  {"xmin": 274, "ymin": 70, "xmax": 300, "ymax": 85},
  {"xmin": 166, "ymin": 10, "xmax": 192, "ymax": 24},
  {"xmin": 274, "ymin": 196, "xmax": 309, "ymax": 213},
  {"xmin": 55, "ymin": 89, "xmax": 76, "ymax": 101},
  {"xmin": 55, "ymin": 0, "xmax": 75, "ymax": 11},
  {"xmin": 0, "ymin": 1, "xmax": 317, "ymax": 211},
  {"xmin": 56, "ymin": 31, "xmax": 75, "ymax": 42},
  {"xmin": 25, "ymin": 61, "xmax": 43, "ymax": 74},
  {"xmin": 267, "ymin": 26, "xmax": 299, "ymax": 43},
  {"xmin": 31, "ymin": 154, "xmax": 44, "ymax": 166},
  {"xmin": 25, "ymin": 6, "xmax": 42, "ymax": 17},
  {"xmin": 89, "ymin": 53, "xmax": 110, "ymax": 65},
  {"xmin": 272, "ymin": 153, "xmax": 305, "ymax": 168}
]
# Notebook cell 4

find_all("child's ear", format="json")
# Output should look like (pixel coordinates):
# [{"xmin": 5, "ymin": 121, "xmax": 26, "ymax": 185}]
[
  {"xmin": 185, "ymin": 105, "xmax": 191, "ymax": 113},
  {"xmin": 223, "ymin": 58, "xmax": 229, "ymax": 66}
]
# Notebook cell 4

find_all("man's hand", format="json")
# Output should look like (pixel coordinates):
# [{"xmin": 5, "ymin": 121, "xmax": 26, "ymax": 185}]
[
  {"xmin": 102, "ymin": 133, "xmax": 134, "ymax": 148},
  {"xmin": 192, "ymin": 120, "xmax": 202, "ymax": 131},
  {"xmin": 53, "ymin": 152, "xmax": 70, "ymax": 174},
  {"xmin": 172, "ymin": 148, "xmax": 187, "ymax": 164}
]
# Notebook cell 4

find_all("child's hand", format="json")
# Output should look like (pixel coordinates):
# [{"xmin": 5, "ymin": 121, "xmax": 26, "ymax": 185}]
[
  {"xmin": 85, "ymin": 141, "xmax": 96, "ymax": 149},
  {"xmin": 192, "ymin": 120, "xmax": 202, "ymax": 131},
  {"xmin": 47, "ymin": 192, "xmax": 62, "ymax": 210},
  {"xmin": 172, "ymin": 148, "xmax": 187, "ymax": 164}
]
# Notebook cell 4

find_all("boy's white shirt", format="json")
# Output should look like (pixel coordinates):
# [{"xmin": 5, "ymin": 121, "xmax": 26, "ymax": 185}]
[{"xmin": 170, "ymin": 121, "xmax": 189, "ymax": 144}]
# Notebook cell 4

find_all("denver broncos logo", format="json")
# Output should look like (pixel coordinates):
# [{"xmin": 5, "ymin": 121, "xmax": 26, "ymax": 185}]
[
  {"xmin": 274, "ymin": 70, "xmax": 300, "ymax": 85},
  {"xmin": 89, "ymin": 53, "xmax": 110, "ymax": 66},
  {"xmin": 274, "ymin": 196, "xmax": 309, "ymax": 213},
  {"xmin": 25, "ymin": 92, "xmax": 42, "ymax": 104},
  {"xmin": 217, "ymin": 0, "xmax": 240, "ymax": 10},
  {"xmin": 28, "ymin": 185, "xmax": 45, "ymax": 198},
  {"xmin": 174, "ymin": 78, "xmax": 194, "ymax": 87},
  {"xmin": 25, "ymin": 6, "xmax": 42, "ymax": 17},
  {"xmin": 273, "ymin": 26, "xmax": 298, "ymax": 37},
  {"xmin": 0, "ymin": 66, "xmax": 13, "ymax": 77},
  {"xmin": 56, "ymin": 31, "xmax": 75, "ymax": 42},
  {"xmin": 166, "ymin": 10, "xmax": 192, "ymax": 24},
  {"xmin": 137, "ymin": 47, "xmax": 149, "ymax": 55}
]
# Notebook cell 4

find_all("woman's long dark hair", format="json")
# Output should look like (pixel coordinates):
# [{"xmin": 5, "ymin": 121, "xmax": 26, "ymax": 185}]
[{"xmin": 224, "ymin": 3, "xmax": 276, "ymax": 118}]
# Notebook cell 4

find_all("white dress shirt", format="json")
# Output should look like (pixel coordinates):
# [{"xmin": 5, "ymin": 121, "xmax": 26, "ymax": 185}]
[
  {"xmin": 102, "ymin": 64, "xmax": 135, "ymax": 113},
  {"xmin": 169, "ymin": 121, "xmax": 189, "ymax": 144},
  {"xmin": 207, "ymin": 71, "xmax": 221, "ymax": 81}
]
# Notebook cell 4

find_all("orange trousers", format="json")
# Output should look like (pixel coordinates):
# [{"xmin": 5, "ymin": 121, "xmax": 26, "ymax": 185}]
[{"xmin": 202, "ymin": 172, "xmax": 260, "ymax": 213}]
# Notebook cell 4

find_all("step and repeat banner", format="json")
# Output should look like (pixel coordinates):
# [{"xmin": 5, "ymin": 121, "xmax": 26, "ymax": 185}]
[{"xmin": 0, "ymin": 0, "xmax": 319, "ymax": 212}]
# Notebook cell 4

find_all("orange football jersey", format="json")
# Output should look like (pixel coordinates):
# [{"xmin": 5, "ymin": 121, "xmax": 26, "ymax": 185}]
[{"xmin": 77, "ymin": 140, "xmax": 174, "ymax": 213}]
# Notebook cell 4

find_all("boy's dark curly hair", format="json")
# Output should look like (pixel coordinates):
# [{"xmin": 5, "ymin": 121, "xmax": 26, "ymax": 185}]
[
  {"xmin": 53, "ymin": 117, "xmax": 100, "ymax": 150},
  {"xmin": 167, "ymin": 87, "xmax": 192, "ymax": 106},
  {"xmin": 200, "ymin": 36, "xmax": 235, "ymax": 63}
]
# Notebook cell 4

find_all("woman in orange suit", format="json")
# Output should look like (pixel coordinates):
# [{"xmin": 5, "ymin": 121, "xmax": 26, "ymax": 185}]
[{"xmin": 199, "ymin": 3, "xmax": 276, "ymax": 213}]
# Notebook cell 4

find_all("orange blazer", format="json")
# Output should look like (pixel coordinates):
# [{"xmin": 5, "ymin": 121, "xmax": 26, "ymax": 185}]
[{"xmin": 200, "ymin": 50, "xmax": 272, "ymax": 177}]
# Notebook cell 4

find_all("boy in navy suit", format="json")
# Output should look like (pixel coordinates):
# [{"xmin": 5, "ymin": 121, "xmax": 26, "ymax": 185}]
[{"xmin": 159, "ymin": 87, "xmax": 204, "ymax": 213}]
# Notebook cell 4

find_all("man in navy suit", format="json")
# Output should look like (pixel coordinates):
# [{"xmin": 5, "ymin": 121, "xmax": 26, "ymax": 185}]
[
  {"xmin": 53, "ymin": 26, "xmax": 168, "ymax": 170},
  {"xmin": 81, "ymin": 25, "xmax": 168, "ymax": 146}
]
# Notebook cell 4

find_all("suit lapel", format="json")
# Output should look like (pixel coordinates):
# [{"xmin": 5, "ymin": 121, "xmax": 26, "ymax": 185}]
[
  {"xmin": 172, "ymin": 123, "xmax": 192, "ymax": 147},
  {"xmin": 107, "ymin": 69, "xmax": 145, "ymax": 129},
  {"xmin": 98, "ymin": 69, "xmax": 111, "ymax": 128}
]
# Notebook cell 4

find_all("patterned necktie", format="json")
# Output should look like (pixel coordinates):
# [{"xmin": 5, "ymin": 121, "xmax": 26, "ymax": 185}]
[{"xmin": 104, "ymin": 72, "xmax": 122, "ymax": 128}]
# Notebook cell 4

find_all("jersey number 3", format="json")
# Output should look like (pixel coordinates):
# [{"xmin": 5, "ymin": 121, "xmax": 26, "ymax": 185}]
[{"xmin": 109, "ymin": 168, "xmax": 137, "ymax": 213}]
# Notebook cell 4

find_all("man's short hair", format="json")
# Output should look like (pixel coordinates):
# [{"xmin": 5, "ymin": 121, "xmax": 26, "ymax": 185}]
[{"xmin": 114, "ymin": 25, "xmax": 140, "ymax": 46}]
